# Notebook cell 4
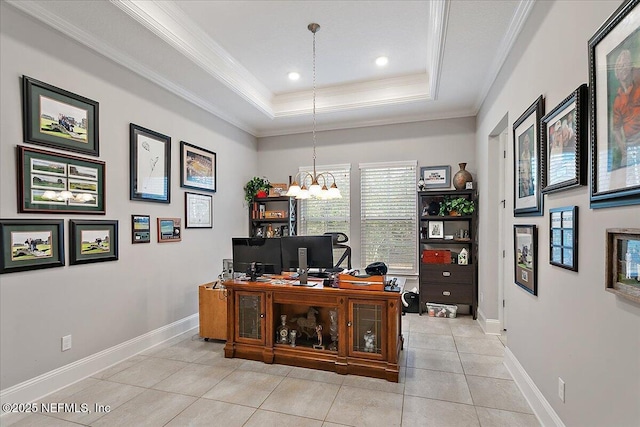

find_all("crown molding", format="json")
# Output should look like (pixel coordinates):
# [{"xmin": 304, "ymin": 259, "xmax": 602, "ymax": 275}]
[
  {"xmin": 110, "ymin": 0, "xmax": 274, "ymax": 117},
  {"xmin": 427, "ymin": 0, "xmax": 450, "ymax": 101},
  {"xmin": 473, "ymin": 0, "xmax": 536, "ymax": 112}
]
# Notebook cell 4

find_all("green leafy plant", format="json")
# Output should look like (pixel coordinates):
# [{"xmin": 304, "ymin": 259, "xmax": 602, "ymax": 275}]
[
  {"xmin": 438, "ymin": 196, "xmax": 475, "ymax": 216},
  {"xmin": 244, "ymin": 176, "xmax": 272, "ymax": 203}
]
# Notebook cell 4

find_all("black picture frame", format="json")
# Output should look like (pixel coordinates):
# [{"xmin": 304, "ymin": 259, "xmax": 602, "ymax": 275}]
[
  {"xmin": 427, "ymin": 220, "xmax": 444, "ymax": 239},
  {"xmin": 589, "ymin": 0, "xmax": 640, "ymax": 209},
  {"xmin": 22, "ymin": 76, "xmax": 99, "ymax": 156},
  {"xmin": 0, "ymin": 219, "xmax": 65, "ymax": 274},
  {"xmin": 513, "ymin": 96, "xmax": 544, "ymax": 216},
  {"xmin": 549, "ymin": 206, "xmax": 578, "ymax": 271},
  {"xmin": 606, "ymin": 228, "xmax": 640, "ymax": 303},
  {"xmin": 69, "ymin": 220, "xmax": 119, "ymax": 265},
  {"xmin": 180, "ymin": 141, "xmax": 216, "ymax": 193},
  {"xmin": 514, "ymin": 224, "xmax": 538, "ymax": 295},
  {"xmin": 541, "ymin": 84, "xmax": 588, "ymax": 194},
  {"xmin": 18, "ymin": 146, "xmax": 106, "ymax": 214},
  {"xmin": 130, "ymin": 124, "xmax": 171, "ymax": 203},
  {"xmin": 131, "ymin": 214, "xmax": 151, "ymax": 244},
  {"xmin": 185, "ymin": 192, "xmax": 213, "ymax": 229}
]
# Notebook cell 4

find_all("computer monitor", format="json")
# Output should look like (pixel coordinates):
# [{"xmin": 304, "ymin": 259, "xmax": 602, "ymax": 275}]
[
  {"xmin": 280, "ymin": 235, "xmax": 334, "ymax": 271},
  {"xmin": 232, "ymin": 237, "xmax": 282, "ymax": 276}
]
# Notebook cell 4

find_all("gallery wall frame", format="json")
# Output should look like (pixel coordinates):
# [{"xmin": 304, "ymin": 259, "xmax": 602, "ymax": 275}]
[
  {"xmin": 185, "ymin": 192, "xmax": 213, "ymax": 229},
  {"xmin": 69, "ymin": 220, "xmax": 118, "ymax": 265},
  {"xmin": 0, "ymin": 219, "xmax": 65, "ymax": 274},
  {"xmin": 541, "ymin": 84, "xmax": 588, "ymax": 194},
  {"xmin": 605, "ymin": 228, "xmax": 640, "ymax": 303},
  {"xmin": 549, "ymin": 206, "xmax": 578, "ymax": 271},
  {"xmin": 157, "ymin": 218, "xmax": 181, "ymax": 242},
  {"xmin": 22, "ymin": 76, "xmax": 99, "ymax": 156},
  {"xmin": 589, "ymin": 0, "xmax": 640, "ymax": 208},
  {"xmin": 514, "ymin": 224, "xmax": 538, "ymax": 296},
  {"xmin": 18, "ymin": 146, "xmax": 106, "ymax": 214},
  {"xmin": 513, "ymin": 96, "xmax": 544, "ymax": 216},
  {"xmin": 420, "ymin": 165, "xmax": 451, "ymax": 189},
  {"xmin": 180, "ymin": 141, "xmax": 216, "ymax": 193},
  {"xmin": 130, "ymin": 124, "xmax": 171, "ymax": 203},
  {"xmin": 131, "ymin": 214, "xmax": 151, "ymax": 244}
]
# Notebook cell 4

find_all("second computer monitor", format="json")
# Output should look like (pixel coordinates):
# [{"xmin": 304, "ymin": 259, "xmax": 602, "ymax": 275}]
[{"xmin": 281, "ymin": 235, "xmax": 334, "ymax": 271}]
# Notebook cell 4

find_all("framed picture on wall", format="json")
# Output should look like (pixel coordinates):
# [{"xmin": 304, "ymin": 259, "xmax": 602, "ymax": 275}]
[
  {"xmin": 0, "ymin": 219, "xmax": 65, "ymax": 274},
  {"xmin": 549, "ymin": 206, "xmax": 578, "ymax": 271},
  {"xmin": 420, "ymin": 165, "xmax": 451, "ymax": 189},
  {"xmin": 606, "ymin": 228, "xmax": 640, "ymax": 303},
  {"xmin": 18, "ymin": 146, "xmax": 106, "ymax": 214},
  {"xmin": 131, "ymin": 214, "xmax": 151, "ymax": 244},
  {"xmin": 157, "ymin": 218, "xmax": 181, "ymax": 242},
  {"xmin": 185, "ymin": 192, "xmax": 213, "ymax": 229},
  {"xmin": 514, "ymin": 224, "xmax": 538, "ymax": 295},
  {"xmin": 22, "ymin": 76, "xmax": 99, "ymax": 156},
  {"xmin": 513, "ymin": 96, "xmax": 544, "ymax": 216},
  {"xmin": 130, "ymin": 124, "xmax": 171, "ymax": 203},
  {"xmin": 69, "ymin": 220, "xmax": 118, "ymax": 265},
  {"xmin": 180, "ymin": 141, "xmax": 216, "ymax": 193},
  {"xmin": 589, "ymin": 0, "xmax": 640, "ymax": 208},
  {"xmin": 541, "ymin": 84, "xmax": 588, "ymax": 194}
]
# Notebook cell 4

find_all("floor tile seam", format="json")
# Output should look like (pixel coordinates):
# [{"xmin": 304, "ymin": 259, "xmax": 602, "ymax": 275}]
[
  {"xmin": 401, "ymin": 391, "xmax": 476, "ymax": 408},
  {"xmin": 250, "ymin": 407, "xmax": 329, "ymax": 424},
  {"xmin": 464, "ymin": 373, "xmax": 515, "ymax": 384},
  {"xmin": 405, "ymin": 346, "xmax": 460, "ymax": 355},
  {"xmin": 403, "ymin": 363, "xmax": 464, "ymax": 375},
  {"xmin": 90, "ymin": 357, "xmax": 150, "ymax": 380},
  {"xmin": 24, "ymin": 409, "xmax": 92, "ymax": 426},
  {"xmin": 471, "ymin": 402, "xmax": 536, "ymax": 415},
  {"xmin": 198, "ymin": 394, "xmax": 262, "ymax": 411},
  {"xmin": 284, "ymin": 371, "xmax": 346, "ymax": 386},
  {"xmin": 158, "ymin": 395, "xmax": 221, "ymax": 427},
  {"xmin": 456, "ymin": 350, "xmax": 506, "ymax": 357}
]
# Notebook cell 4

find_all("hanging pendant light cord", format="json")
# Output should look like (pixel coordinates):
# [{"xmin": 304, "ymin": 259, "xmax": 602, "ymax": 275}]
[{"xmin": 311, "ymin": 24, "xmax": 317, "ymax": 179}]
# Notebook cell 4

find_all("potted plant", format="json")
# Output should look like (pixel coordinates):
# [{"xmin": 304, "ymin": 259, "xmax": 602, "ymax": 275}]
[
  {"xmin": 438, "ymin": 196, "xmax": 475, "ymax": 216},
  {"xmin": 244, "ymin": 177, "xmax": 272, "ymax": 203}
]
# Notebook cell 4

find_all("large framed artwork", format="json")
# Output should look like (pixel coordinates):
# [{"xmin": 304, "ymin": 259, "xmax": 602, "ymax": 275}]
[
  {"xmin": 513, "ymin": 96, "xmax": 544, "ymax": 216},
  {"xmin": 22, "ymin": 76, "xmax": 99, "ymax": 156},
  {"xmin": 0, "ymin": 219, "xmax": 65, "ymax": 274},
  {"xmin": 541, "ymin": 84, "xmax": 588, "ymax": 194},
  {"xmin": 550, "ymin": 206, "xmax": 578, "ymax": 271},
  {"xmin": 180, "ymin": 141, "xmax": 216, "ymax": 193},
  {"xmin": 18, "ymin": 146, "xmax": 105, "ymax": 214},
  {"xmin": 606, "ymin": 228, "xmax": 640, "ymax": 303},
  {"xmin": 69, "ymin": 220, "xmax": 118, "ymax": 265},
  {"xmin": 589, "ymin": 0, "xmax": 640, "ymax": 208},
  {"xmin": 514, "ymin": 224, "xmax": 538, "ymax": 296},
  {"xmin": 130, "ymin": 124, "xmax": 171, "ymax": 203}
]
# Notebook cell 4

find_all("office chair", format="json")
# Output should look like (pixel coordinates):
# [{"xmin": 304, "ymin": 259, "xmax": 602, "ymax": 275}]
[{"xmin": 323, "ymin": 232, "xmax": 352, "ymax": 270}]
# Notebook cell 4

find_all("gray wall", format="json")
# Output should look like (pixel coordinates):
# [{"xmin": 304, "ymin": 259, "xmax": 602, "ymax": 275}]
[
  {"xmin": 258, "ymin": 117, "xmax": 477, "ymax": 281},
  {"xmin": 0, "ymin": 4, "xmax": 253, "ymax": 389},
  {"xmin": 477, "ymin": 1, "xmax": 639, "ymax": 426}
]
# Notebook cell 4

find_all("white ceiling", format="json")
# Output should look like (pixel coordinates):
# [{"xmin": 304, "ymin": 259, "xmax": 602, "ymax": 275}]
[{"xmin": 7, "ymin": 0, "xmax": 534, "ymax": 137}]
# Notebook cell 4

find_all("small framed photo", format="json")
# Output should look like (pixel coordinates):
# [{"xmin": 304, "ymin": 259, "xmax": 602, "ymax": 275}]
[
  {"xmin": 18, "ymin": 146, "xmax": 106, "ymax": 214},
  {"xmin": 513, "ymin": 96, "xmax": 544, "ymax": 216},
  {"xmin": 420, "ymin": 165, "xmax": 451, "ymax": 189},
  {"xmin": 130, "ymin": 124, "xmax": 171, "ymax": 203},
  {"xmin": 22, "ymin": 76, "xmax": 99, "ymax": 156},
  {"xmin": 541, "ymin": 84, "xmax": 588, "ymax": 194},
  {"xmin": 269, "ymin": 183, "xmax": 288, "ymax": 197},
  {"xmin": 131, "ymin": 214, "xmax": 151, "ymax": 244},
  {"xmin": 157, "ymin": 218, "xmax": 182, "ymax": 242},
  {"xmin": 428, "ymin": 221, "xmax": 444, "ymax": 239},
  {"xmin": 69, "ymin": 219, "xmax": 118, "ymax": 265},
  {"xmin": 180, "ymin": 141, "xmax": 216, "ymax": 193},
  {"xmin": 185, "ymin": 192, "xmax": 213, "ymax": 229},
  {"xmin": 606, "ymin": 228, "xmax": 640, "ymax": 303},
  {"xmin": 514, "ymin": 224, "xmax": 538, "ymax": 295},
  {"xmin": 589, "ymin": 0, "xmax": 640, "ymax": 209},
  {"xmin": 0, "ymin": 219, "xmax": 65, "ymax": 274},
  {"xmin": 549, "ymin": 206, "xmax": 578, "ymax": 271}
]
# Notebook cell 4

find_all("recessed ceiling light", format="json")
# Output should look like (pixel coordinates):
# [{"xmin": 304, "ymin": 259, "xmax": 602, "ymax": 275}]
[
  {"xmin": 288, "ymin": 72, "xmax": 300, "ymax": 81},
  {"xmin": 375, "ymin": 56, "xmax": 388, "ymax": 67}
]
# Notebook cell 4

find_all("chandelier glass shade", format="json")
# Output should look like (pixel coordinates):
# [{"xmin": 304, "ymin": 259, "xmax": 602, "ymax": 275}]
[{"xmin": 286, "ymin": 23, "xmax": 341, "ymax": 200}]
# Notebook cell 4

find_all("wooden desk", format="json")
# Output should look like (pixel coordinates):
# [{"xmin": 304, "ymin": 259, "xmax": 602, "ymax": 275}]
[
  {"xmin": 199, "ymin": 283, "xmax": 227, "ymax": 341},
  {"xmin": 223, "ymin": 279, "xmax": 403, "ymax": 382}
]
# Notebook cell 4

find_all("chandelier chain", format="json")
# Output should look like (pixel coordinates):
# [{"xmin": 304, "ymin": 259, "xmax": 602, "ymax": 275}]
[{"xmin": 312, "ymin": 25, "xmax": 317, "ymax": 177}]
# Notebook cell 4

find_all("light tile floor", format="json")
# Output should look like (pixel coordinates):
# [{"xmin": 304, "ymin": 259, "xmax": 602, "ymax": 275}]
[{"xmin": 5, "ymin": 314, "xmax": 540, "ymax": 427}]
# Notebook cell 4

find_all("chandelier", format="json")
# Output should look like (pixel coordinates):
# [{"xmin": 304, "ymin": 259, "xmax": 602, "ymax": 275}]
[{"xmin": 286, "ymin": 23, "xmax": 341, "ymax": 200}]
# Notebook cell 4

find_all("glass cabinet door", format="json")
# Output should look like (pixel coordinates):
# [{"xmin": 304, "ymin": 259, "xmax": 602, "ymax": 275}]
[
  {"xmin": 236, "ymin": 291, "xmax": 265, "ymax": 344},
  {"xmin": 348, "ymin": 299, "xmax": 385, "ymax": 359}
]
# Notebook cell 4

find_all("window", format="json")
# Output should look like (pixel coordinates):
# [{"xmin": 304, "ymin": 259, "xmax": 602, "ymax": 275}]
[
  {"xmin": 298, "ymin": 164, "xmax": 351, "ymax": 250},
  {"xmin": 360, "ymin": 161, "xmax": 417, "ymax": 275}
]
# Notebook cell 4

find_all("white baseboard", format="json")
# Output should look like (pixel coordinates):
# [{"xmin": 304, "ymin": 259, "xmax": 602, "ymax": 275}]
[
  {"xmin": 476, "ymin": 308, "xmax": 502, "ymax": 335},
  {"xmin": 0, "ymin": 314, "xmax": 199, "ymax": 409},
  {"xmin": 504, "ymin": 347, "xmax": 565, "ymax": 427}
]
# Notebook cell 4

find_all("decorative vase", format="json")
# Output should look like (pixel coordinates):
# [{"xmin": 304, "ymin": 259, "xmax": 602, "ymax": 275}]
[
  {"xmin": 276, "ymin": 314, "xmax": 289, "ymax": 344},
  {"xmin": 453, "ymin": 163, "xmax": 473, "ymax": 190},
  {"xmin": 256, "ymin": 190, "xmax": 268, "ymax": 198}
]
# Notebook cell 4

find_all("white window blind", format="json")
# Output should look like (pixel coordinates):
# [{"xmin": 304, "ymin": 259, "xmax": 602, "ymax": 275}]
[
  {"xmin": 360, "ymin": 161, "xmax": 418, "ymax": 275},
  {"xmin": 299, "ymin": 164, "xmax": 351, "ymax": 243}
]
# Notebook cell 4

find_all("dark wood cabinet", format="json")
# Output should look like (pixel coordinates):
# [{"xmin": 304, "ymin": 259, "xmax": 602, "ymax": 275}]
[
  {"xmin": 249, "ymin": 196, "xmax": 296, "ymax": 237},
  {"xmin": 418, "ymin": 190, "xmax": 478, "ymax": 318}
]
